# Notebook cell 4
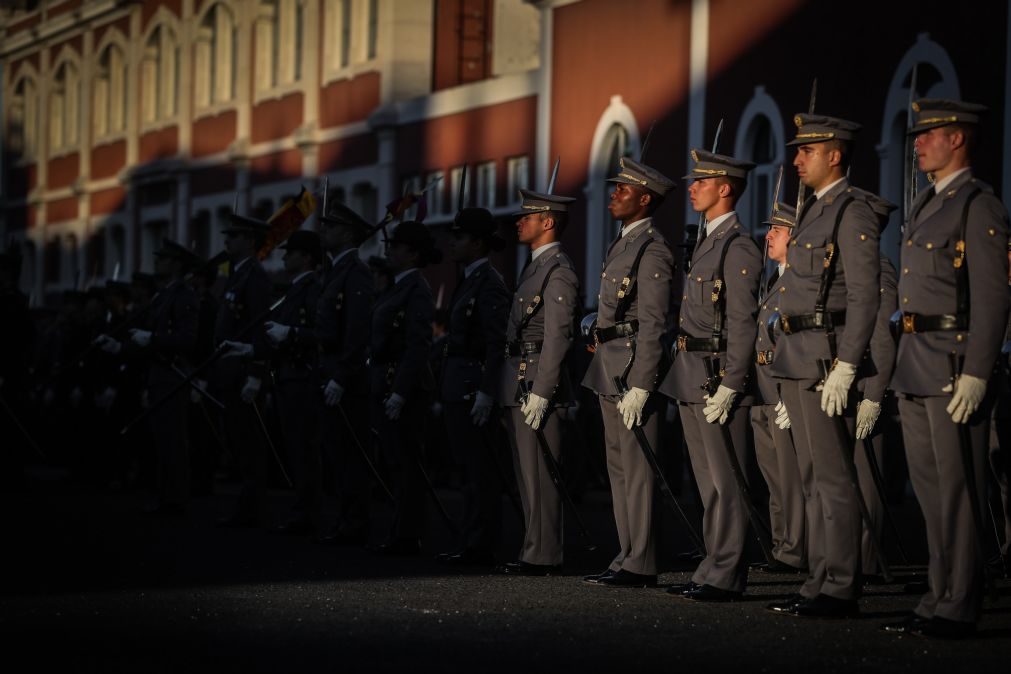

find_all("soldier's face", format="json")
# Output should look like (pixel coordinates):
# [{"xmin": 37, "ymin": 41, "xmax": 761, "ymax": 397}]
[
  {"xmin": 448, "ymin": 232, "xmax": 479, "ymax": 263},
  {"xmin": 516, "ymin": 213, "xmax": 544, "ymax": 245},
  {"xmin": 283, "ymin": 249, "xmax": 309, "ymax": 274},
  {"xmin": 688, "ymin": 178, "xmax": 720, "ymax": 213},
  {"xmin": 766, "ymin": 225, "xmax": 790, "ymax": 264},
  {"xmin": 793, "ymin": 143, "xmax": 833, "ymax": 189},
  {"xmin": 608, "ymin": 183, "xmax": 650, "ymax": 221},
  {"xmin": 153, "ymin": 254, "xmax": 172, "ymax": 278},
  {"xmin": 914, "ymin": 127, "xmax": 959, "ymax": 174},
  {"xmin": 387, "ymin": 242, "xmax": 416, "ymax": 272}
]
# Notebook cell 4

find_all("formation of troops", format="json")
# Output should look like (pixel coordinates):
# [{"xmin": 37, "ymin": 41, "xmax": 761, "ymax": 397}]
[{"xmin": 2, "ymin": 95, "xmax": 1010, "ymax": 641}]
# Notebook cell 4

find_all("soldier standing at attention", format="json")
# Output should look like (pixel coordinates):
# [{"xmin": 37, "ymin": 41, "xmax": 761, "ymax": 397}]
[
  {"xmin": 436, "ymin": 207, "xmax": 510, "ymax": 567},
  {"xmin": 883, "ymin": 99, "xmax": 1010, "ymax": 639},
  {"xmin": 497, "ymin": 189, "xmax": 580, "ymax": 576},
  {"xmin": 581, "ymin": 158, "xmax": 674, "ymax": 588},
  {"xmin": 659, "ymin": 150, "xmax": 762, "ymax": 601},
  {"xmin": 369, "ymin": 221, "xmax": 440, "ymax": 555},
  {"xmin": 749, "ymin": 203, "xmax": 808, "ymax": 576},
  {"xmin": 766, "ymin": 115, "xmax": 882, "ymax": 618}
]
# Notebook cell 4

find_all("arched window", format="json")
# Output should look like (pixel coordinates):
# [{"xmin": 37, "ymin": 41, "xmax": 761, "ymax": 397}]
[
  {"xmin": 255, "ymin": 0, "xmax": 303, "ymax": 93},
  {"xmin": 733, "ymin": 86, "xmax": 786, "ymax": 236},
  {"xmin": 50, "ymin": 59, "xmax": 80, "ymax": 152},
  {"xmin": 93, "ymin": 41, "xmax": 127, "ymax": 139},
  {"xmin": 141, "ymin": 24, "xmax": 180, "ymax": 124},
  {"xmin": 583, "ymin": 96, "xmax": 640, "ymax": 305},
  {"xmin": 195, "ymin": 2, "xmax": 237, "ymax": 109},
  {"xmin": 8, "ymin": 75, "xmax": 39, "ymax": 159}
]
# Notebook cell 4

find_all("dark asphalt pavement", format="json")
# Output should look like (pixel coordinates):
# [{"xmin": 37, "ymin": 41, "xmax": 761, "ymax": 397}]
[{"xmin": 1, "ymin": 465, "xmax": 1009, "ymax": 673}]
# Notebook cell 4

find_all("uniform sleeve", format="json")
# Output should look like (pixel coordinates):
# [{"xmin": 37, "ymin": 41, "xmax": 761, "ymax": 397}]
[
  {"xmin": 720, "ymin": 237, "xmax": 761, "ymax": 393},
  {"xmin": 836, "ymin": 200, "xmax": 881, "ymax": 365},
  {"xmin": 392, "ymin": 287, "xmax": 434, "ymax": 398},
  {"xmin": 477, "ymin": 277, "xmax": 510, "ymax": 399},
  {"xmin": 627, "ymin": 239, "xmax": 673, "ymax": 391},
  {"xmin": 862, "ymin": 258, "xmax": 898, "ymax": 403},
  {"xmin": 532, "ymin": 266, "xmax": 579, "ymax": 401},
  {"xmin": 964, "ymin": 193, "xmax": 1011, "ymax": 380}
]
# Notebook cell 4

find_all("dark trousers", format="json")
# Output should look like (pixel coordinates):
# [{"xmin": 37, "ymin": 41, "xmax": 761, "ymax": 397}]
[
  {"xmin": 321, "ymin": 391, "xmax": 372, "ymax": 534},
  {"xmin": 149, "ymin": 381, "xmax": 189, "ymax": 507},
  {"xmin": 276, "ymin": 378, "xmax": 321, "ymax": 526},
  {"xmin": 443, "ymin": 401, "xmax": 502, "ymax": 555},
  {"xmin": 374, "ymin": 391, "xmax": 430, "ymax": 541},
  {"xmin": 751, "ymin": 403, "xmax": 807, "ymax": 569}
]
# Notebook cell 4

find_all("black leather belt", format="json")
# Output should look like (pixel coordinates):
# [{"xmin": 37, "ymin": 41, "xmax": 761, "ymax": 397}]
[
  {"xmin": 756, "ymin": 349, "xmax": 774, "ymax": 365},
  {"xmin": 506, "ymin": 340, "xmax": 543, "ymax": 357},
  {"xmin": 593, "ymin": 320, "xmax": 639, "ymax": 344},
  {"xmin": 675, "ymin": 334, "xmax": 727, "ymax": 352},
  {"xmin": 780, "ymin": 310, "xmax": 846, "ymax": 335},
  {"xmin": 898, "ymin": 312, "xmax": 967, "ymax": 334}
]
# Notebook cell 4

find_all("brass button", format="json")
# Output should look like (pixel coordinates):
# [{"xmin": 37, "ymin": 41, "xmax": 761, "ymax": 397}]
[
  {"xmin": 903, "ymin": 268, "xmax": 909, "ymax": 274},
  {"xmin": 779, "ymin": 287, "xmax": 786, "ymax": 293},
  {"xmin": 926, "ymin": 243, "xmax": 933, "ymax": 250},
  {"xmin": 860, "ymin": 234, "xmax": 867, "ymax": 241},
  {"xmin": 956, "ymin": 334, "xmax": 964, "ymax": 342},
  {"xmin": 907, "ymin": 240, "xmax": 913, "ymax": 246},
  {"xmin": 902, "ymin": 297, "xmax": 909, "ymax": 304},
  {"xmin": 804, "ymin": 243, "xmax": 812, "ymax": 249}
]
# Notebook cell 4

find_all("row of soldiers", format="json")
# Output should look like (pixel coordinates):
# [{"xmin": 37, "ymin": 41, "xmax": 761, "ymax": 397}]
[{"xmin": 1, "ymin": 96, "xmax": 1008, "ymax": 642}]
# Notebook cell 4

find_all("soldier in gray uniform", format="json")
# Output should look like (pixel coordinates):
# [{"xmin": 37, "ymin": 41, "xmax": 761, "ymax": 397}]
[
  {"xmin": 883, "ymin": 99, "xmax": 1010, "ymax": 639},
  {"xmin": 659, "ymin": 150, "xmax": 762, "ymax": 601},
  {"xmin": 498, "ymin": 189, "xmax": 580, "ymax": 576},
  {"xmin": 582, "ymin": 157, "xmax": 675, "ymax": 588},
  {"xmin": 369, "ymin": 221, "xmax": 440, "ymax": 555},
  {"xmin": 766, "ymin": 114, "xmax": 882, "ymax": 618},
  {"xmin": 750, "ymin": 202, "xmax": 808, "ymax": 576},
  {"xmin": 436, "ymin": 207, "xmax": 510, "ymax": 566}
]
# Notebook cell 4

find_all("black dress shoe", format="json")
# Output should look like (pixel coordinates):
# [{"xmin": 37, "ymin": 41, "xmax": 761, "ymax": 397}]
[
  {"xmin": 914, "ymin": 616, "xmax": 977, "ymax": 640},
  {"xmin": 684, "ymin": 584, "xmax": 742, "ymax": 602},
  {"xmin": 881, "ymin": 613, "xmax": 930, "ymax": 634},
  {"xmin": 497, "ymin": 561, "xmax": 562, "ymax": 576},
  {"xmin": 665, "ymin": 581, "xmax": 700, "ymax": 596},
  {"xmin": 435, "ymin": 548, "xmax": 496, "ymax": 566},
  {"xmin": 582, "ymin": 569, "xmax": 616, "ymax": 585},
  {"xmin": 368, "ymin": 538, "xmax": 421, "ymax": 556},
  {"xmin": 595, "ymin": 569, "xmax": 657, "ymax": 588},
  {"xmin": 765, "ymin": 594, "xmax": 806, "ymax": 614},
  {"xmin": 788, "ymin": 593, "xmax": 859, "ymax": 619}
]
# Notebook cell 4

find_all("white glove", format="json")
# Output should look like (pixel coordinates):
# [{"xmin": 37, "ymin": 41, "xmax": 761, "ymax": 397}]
[
  {"xmin": 221, "ymin": 340, "xmax": 254, "ymax": 358},
  {"xmin": 616, "ymin": 387, "xmax": 649, "ymax": 430},
  {"xmin": 95, "ymin": 334, "xmax": 122, "ymax": 355},
  {"xmin": 944, "ymin": 373, "xmax": 988, "ymax": 424},
  {"xmin": 240, "ymin": 376, "xmax": 261, "ymax": 404},
  {"xmin": 264, "ymin": 321, "xmax": 291, "ymax": 346},
  {"xmin": 385, "ymin": 393, "xmax": 405, "ymax": 421},
  {"xmin": 521, "ymin": 392, "xmax": 550, "ymax": 430},
  {"xmin": 95, "ymin": 386, "xmax": 117, "ymax": 412},
  {"xmin": 774, "ymin": 399, "xmax": 791, "ymax": 430},
  {"xmin": 855, "ymin": 399, "xmax": 881, "ymax": 440},
  {"xmin": 470, "ymin": 391, "xmax": 495, "ymax": 427},
  {"xmin": 820, "ymin": 360, "xmax": 857, "ymax": 417},
  {"xmin": 129, "ymin": 329, "xmax": 152, "ymax": 347},
  {"xmin": 703, "ymin": 384, "xmax": 737, "ymax": 425},
  {"xmin": 323, "ymin": 379, "xmax": 344, "ymax": 407},
  {"xmin": 190, "ymin": 379, "xmax": 208, "ymax": 404}
]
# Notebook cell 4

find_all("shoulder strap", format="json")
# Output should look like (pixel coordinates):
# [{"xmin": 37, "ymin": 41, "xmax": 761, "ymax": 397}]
[
  {"xmin": 814, "ymin": 196, "xmax": 855, "ymax": 317},
  {"xmin": 516, "ymin": 262, "xmax": 561, "ymax": 336},
  {"xmin": 955, "ymin": 187, "xmax": 983, "ymax": 322},
  {"xmin": 614, "ymin": 237, "xmax": 656, "ymax": 322},
  {"xmin": 710, "ymin": 232, "xmax": 741, "ymax": 341}
]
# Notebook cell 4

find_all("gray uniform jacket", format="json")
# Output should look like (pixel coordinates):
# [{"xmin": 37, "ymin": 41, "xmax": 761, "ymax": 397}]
[
  {"xmin": 891, "ymin": 172, "xmax": 1010, "ymax": 396},
  {"xmin": 660, "ymin": 213, "xmax": 762, "ymax": 403},
  {"xmin": 316, "ymin": 250, "xmax": 373, "ymax": 391},
  {"xmin": 215, "ymin": 257, "xmax": 272, "ymax": 380},
  {"xmin": 370, "ymin": 270, "xmax": 435, "ymax": 399},
  {"xmin": 498, "ymin": 246, "xmax": 580, "ymax": 407},
  {"xmin": 140, "ymin": 280, "xmax": 199, "ymax": 388},
  {"xmin": 582, "ymin": 218, "xmax": 674, "ymax": 394},
  {"xmin": 754, "ymin": 268, "xmax": 788, "ymax": 405},
  {"xmin": 268, "ymin": 273, "xmax": 322, "ymax": 383},
  {"xmin": 855, "ymin": 256, "xmax": 898, "ymax": 404},
  {"xmin": 440, "ymin": 260, "xmax": 510, "ymax": 403},
  {"xmin": 768, "ymin": 180, "xmax": 881, "ymax": 380}
]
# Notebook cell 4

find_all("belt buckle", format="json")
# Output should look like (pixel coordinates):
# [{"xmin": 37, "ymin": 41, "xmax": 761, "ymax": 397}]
[
  {"xmin": 781, "ymin": 315, "xmax": 792, "ymax": 335},
  {"xmin": 757, "ymin": 351, "xmax": 768, "ymax": 365},
  {"xmin": 593, "ymin": 329, "xmax": 601, "ymax": 346},
  {"xmin": 902, "ymin": 314, "xmax": 916, "ymax": 334},
  {"xmin": 676, "ymin": 335, "xmax": 687, "ymax": 352}
]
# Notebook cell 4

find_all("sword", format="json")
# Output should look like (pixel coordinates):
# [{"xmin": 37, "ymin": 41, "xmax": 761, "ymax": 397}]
[
  {"xmin": 252, "ymin": 399, "xmax": 293, "ymax": 489},
  {"xmin": 758, "ymin": 165, "xmax": 785, "ymax": 304},
  {"xmin": 477, "ymin": 422, "xmax": 527, "ymax": 525},
  {"xmin": 816, "ymin": 359, "xmax": 893, "ymax": 583},
  {"xmin": 0, "ymin": 394, "xmax": 48, "ymax": 461},
  {"xmin": 795, "ymin": 78, "xmax": 818, "ymax": 221},
  {"xmin": 334, "ymin": 401, "xmax": 397, "ymax": 504},
  {"xmin": 902, "ymin": 65, "xmax": 919, "ymax": 234},
  {"xmin": 702, "ymin": 356, "xmax": 776, "ymax": 565}
]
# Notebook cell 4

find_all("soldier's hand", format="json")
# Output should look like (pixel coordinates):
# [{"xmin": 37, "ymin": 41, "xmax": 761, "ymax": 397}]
[
  {"xmin": 95, "ymin": 334, "xmax": 122, "ymax": 355},
  {"xmin": 944, "ymin": 373, "xmax": 988, "ymax": 424},
  {"xmin": 521, "ymin": 392, "xmax": 549, "ymax": 430},
  {"xmin": 240, "ymin": 376, "xmax": 262, "ymax": 404},
  {"xmin": 703, "ymin": 385, "xmax": 737, "ymax": 425},
  {"xmin": 385, "ymin": 393, "xmax": 405, "ymax": 421},
  {"xmin": 855, "ymin": 399, "xmax": 881, "ymax": 439},
  {"xmin": 820, "ymin": 360, "xmax": 857, "ymax": 417},
  {"xmin": 774, "ymin": 399, "xmax": 791, "ymax": 429},
  {"xmin": 617, "ymin": 387, "xmax": 649, "ymax": 430},
  {"xmin": 470, "ymin": 391, "xmax": 495, "ymax": 427},
  {"xmin": 323, "ymin": 379, "xmax": 344, "ymax": 407},
  {"xmin": 129, "ymin": 329, "xmax": 152, "ymax": 347},
  {"xmin": 264, "ymin": 321, "xmax": 291, "ymax": 346},
  {"xmin": 220, "ymin": 340, "xmax": 254, "ymax": 358}
]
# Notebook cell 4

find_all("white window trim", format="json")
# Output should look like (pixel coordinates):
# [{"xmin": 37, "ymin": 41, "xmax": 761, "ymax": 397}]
[
  {"xmin": 93, "ymin": 32, "xmax": 130, "ymax": 144},
  {"xmin": 48, "ymin": 48, "xmax": 83, "ymax": 159},
  {"xmin": 732, "ymin": 85, "xmax": 786, "ymax": 233},
  {"xmin": 7, "ymin": 65, "xmax": 40, "ymax": 165},
  {"xmin": 139, "ymin": 10, "xmax": 182, "ymax": 132}
]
